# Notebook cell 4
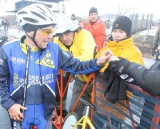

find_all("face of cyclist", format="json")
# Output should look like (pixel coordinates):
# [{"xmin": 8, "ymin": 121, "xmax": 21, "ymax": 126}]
[
  {"xmin": 59, "ymin": 31, "xmax": 74, "ymax": 46},
  {"xmin": 89, "ymin": 13, "xmax": 98, "ymax": 23},
  {"xmin": 34, "ymin": 26, "xmax": 54, "ymax": 49},
  {"xmin": 111, "ymin": 29, "xmax": 127, "ymax": 42},
  {"xmin": 26, "ymin": 26, "xmax": 53, "ymax": 49}
]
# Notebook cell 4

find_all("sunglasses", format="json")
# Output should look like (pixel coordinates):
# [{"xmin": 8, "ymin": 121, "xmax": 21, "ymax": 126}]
[
  {"xmin": 35, "ymin": 27, "xmax": 54, "ymax": 36},
  {"xmin": 41, "ymin": 28, "xmax": 54, "ymax": 36}
]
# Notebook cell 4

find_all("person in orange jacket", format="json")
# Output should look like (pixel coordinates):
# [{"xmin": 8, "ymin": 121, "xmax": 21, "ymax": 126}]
[{"xmin": 84, "ymin": 7, "xmax": 106, "ymax": 51}]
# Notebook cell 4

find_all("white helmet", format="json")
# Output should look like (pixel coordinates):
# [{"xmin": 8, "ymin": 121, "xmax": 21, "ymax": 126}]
[
  {"xmin": 16, "ymin": 3, "xmax": 56, "ymax": 27},
  {"xmin": 53, "ymin": 14, "xmax": 80, "ymax": 36}
]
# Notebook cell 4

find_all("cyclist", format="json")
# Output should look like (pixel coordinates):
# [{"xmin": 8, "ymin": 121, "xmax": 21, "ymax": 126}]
[
  {"xmin": 53, "ymin": 14, "xmax": 96, "ymax": 118},
  {"xmin": 1, "ymin": 18, "xmax": 10, "ymax": 33},
  {"xmin": 0, "ymin": 3, "xmax": 112, "ymax": 129}
]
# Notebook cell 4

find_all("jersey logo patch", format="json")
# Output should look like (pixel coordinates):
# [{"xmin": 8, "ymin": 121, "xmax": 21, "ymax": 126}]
[{"xmin": 35, "ymin": 50, "xmax": 55, "ymax": 68}]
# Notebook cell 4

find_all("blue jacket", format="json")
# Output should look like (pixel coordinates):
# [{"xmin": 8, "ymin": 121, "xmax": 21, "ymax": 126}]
[{"xmin": 0, "ymin": 37, "xmax": 101, "ymax": 119}]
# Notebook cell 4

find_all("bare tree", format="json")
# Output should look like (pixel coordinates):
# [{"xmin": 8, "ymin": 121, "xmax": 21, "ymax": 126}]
[{"xmin": 116, "ymin": 2, "xmax": 136, "ymax": 16}]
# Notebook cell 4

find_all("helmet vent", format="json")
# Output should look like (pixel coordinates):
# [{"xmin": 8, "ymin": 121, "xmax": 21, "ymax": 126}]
[
  {"xmin": 46, "ymin": 7, "xmax": 53, "ymax": 16},
  {"xmin": 31, "ymin": 11, "xmax": 46, "ymax": 21},
  {"xmin": 36, "ymin": 5, "xmax": 45, "ymax": 13},
  {"xmin": 19, "ymin": 19, "xmax": 22, "ymax": 24},
  {"xmin": 23, "ymin": 17, "xmax": 38, "ymax": 23},
  {"xmin": 18, "ymin": 11, "xmax": 27, "ymax": 15},
  {"xmin": 49, "ymin": 17, "xmax": 53, "ymax": 22},
  {"xmin": 39, "ymin": 10, "xmax": 46, "ymax": 16}
]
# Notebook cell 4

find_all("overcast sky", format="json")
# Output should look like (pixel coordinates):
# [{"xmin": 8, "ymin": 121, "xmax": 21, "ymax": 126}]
[
  {"xmin": 0, "ymin": 0, "xmax": 160, "ymax": 20},
  {"xmin": 64, "ymin": 0, "xmax": 160, "ymax": 20}
]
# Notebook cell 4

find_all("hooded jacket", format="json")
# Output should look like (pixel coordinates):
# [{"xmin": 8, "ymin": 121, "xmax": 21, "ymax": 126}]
[
  {"xmin": 95, "ymin": 36, "xmax": 144, "ymax": 121},
  {"xmin": 96, "ymin": 37, "xmax": 144, "ymax": 72},
  {"xmin": 54, "ymin": 29, "xmax": 96, "ymax": 82}
]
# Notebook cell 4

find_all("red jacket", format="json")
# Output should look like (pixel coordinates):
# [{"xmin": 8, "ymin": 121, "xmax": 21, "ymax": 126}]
[{"xmin": 84, "ymin": 19, "xmax": 106, "ymax": 51}]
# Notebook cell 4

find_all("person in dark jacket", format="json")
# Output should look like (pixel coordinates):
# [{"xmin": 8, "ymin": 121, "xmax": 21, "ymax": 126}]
[
  {"xmin": 108, "ymin": 57, "xmax": 160, "ymax": 96},
  {"xmin": 0, "ymin": 3, "xmax": 112, "ymax": 129},
  {"xmin": 1, "ymin": 18, "xmax": 10, "ymax": 32},
  {"xmin": 152, "ymin": 26, "xmax": 160, "ymax": 61},
  {"xmin": 108, "ymin": 57, "xmax": 160, "ymax": 129}
]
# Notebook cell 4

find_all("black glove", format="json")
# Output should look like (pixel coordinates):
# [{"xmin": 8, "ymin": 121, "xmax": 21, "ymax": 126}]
[
  {"xmin": 151, "ymin": 50, "xmax": 155, "ymax": 57},
  {"xmin": 108, "ymin": 57, "xmax": 131, "ymax": 75}
]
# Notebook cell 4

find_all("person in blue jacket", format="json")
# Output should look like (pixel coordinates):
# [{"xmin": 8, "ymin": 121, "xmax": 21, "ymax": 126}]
[{"xmin": 0, "ymin": 3, "xmax": 112, "ymax": 129}]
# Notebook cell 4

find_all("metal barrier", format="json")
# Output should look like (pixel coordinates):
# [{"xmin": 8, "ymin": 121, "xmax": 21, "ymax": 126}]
[
  {"xmin": 52, "ymin": 70, "xmax": 95, "ymax": 129},
  {"xmin": 93, "ymin": 74, "xmax": 160, "ymax": 129}
]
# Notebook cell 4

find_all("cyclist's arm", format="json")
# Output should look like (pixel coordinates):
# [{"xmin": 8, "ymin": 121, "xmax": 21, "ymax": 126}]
[
  {"xmin": 58, "ymin": 46, "xmax": 101, "ymax": 74},
  {"xmin": 127, "ymin": 63, "xmax": 160, "ymax": 96},
  {"xmin": 0, "ymin": 47, "xmax": 15, "ymax": 109}
]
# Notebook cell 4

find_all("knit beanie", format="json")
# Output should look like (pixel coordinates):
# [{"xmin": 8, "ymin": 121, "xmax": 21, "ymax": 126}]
[
  {"xmin": 112, "ymin": 16, "xmax": 132, "ymax": 36},
  {"xmin": 89, "ymin": 7, "xmax": 98, "ymax": 15}
]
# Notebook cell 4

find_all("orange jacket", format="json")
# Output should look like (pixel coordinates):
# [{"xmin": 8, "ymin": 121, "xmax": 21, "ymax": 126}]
[{"xmin": 84, "ymin": 19, "xmax": 106, "ymax": 51}]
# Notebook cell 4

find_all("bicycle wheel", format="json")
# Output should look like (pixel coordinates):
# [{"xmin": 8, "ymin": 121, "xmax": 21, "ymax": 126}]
[{"xmin": 62, "ymin": 112, "xmax": 80, "ymax": 129}]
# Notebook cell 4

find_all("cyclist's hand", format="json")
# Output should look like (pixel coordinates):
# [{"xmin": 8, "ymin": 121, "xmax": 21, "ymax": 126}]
[
  {"xmin": 151, "ymin": 50, "xmax": 155, "ymax": 57},
  {"xmin": 8, "ymin": 104, "xmax": 27, "ymax": 121},
  {"xmin": 96, "ymin": 49, "xmax": 113, "ymax": 66}
]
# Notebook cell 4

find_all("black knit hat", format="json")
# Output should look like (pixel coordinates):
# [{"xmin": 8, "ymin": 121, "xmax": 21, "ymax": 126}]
[
  {"xmin": 112, "ymin": 16, "xmax": 132, "ymax": 36},
  {"xmin": 89, "ymin": 7, "xmax": 98, "ymax": 15}
]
